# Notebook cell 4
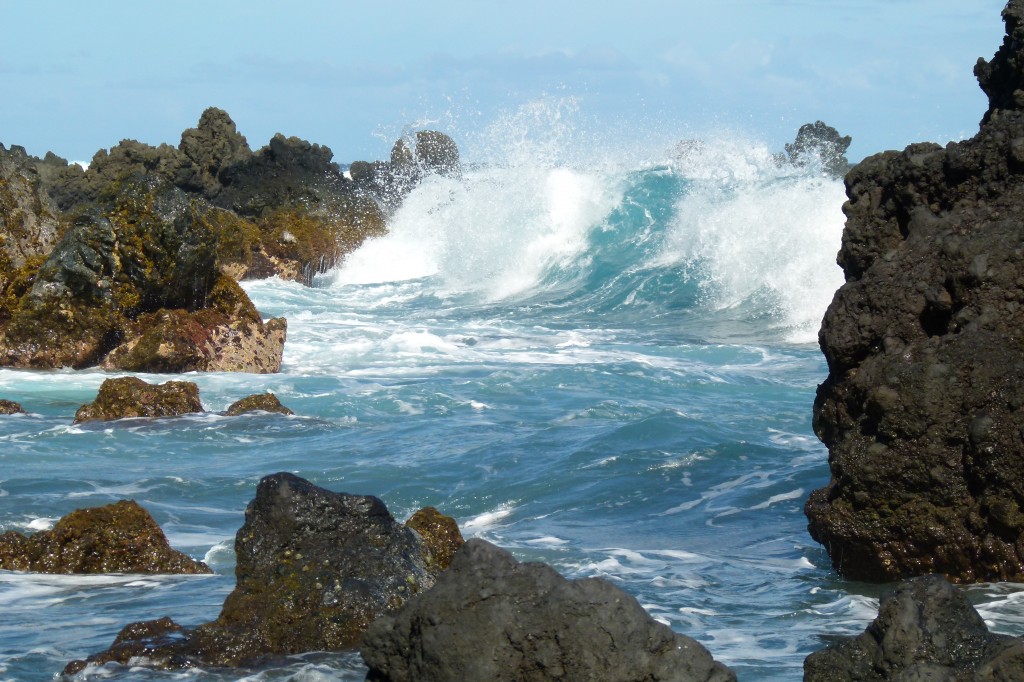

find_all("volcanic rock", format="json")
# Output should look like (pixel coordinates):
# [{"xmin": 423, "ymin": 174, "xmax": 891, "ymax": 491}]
[
  {"xmin": 806, "ymin": 0, "xmax": 1024, "ymax": 583},
  {"xmin": 360, "ymin": 538, "xmax": 736, "ymax": 682},
  {"xmin": 804, "ymin": 575, "xmax": 1024, "ymax": 680},
  {"xmin": 0, "ymin": 399, "xmax": 24, "ymax": 414},
  {"xmin": 405, "ymin": 505, "xmax": 464, "ymax": 572},
  {"xmin": 225, "ymin": 392, "xmax": 294, "ymax": 416},
  {"xmin": 0, "ymin": 499, "xmax": 211, "ymax": 574},
  {"xmin": 66, "ymin": 473, "xmax": 455, "ymax": 672},
  {"xmin": 0, "ymin": 144, "xmax": 65, "ymax": 269},
  {"xmin": 351, "ymin": 130, "xmax": 461, "ymax": 210},
  {"xmin": 74, "ymin": 376, "xmax": 203, "ymax": 424},
  {"xmin": 783, "ymin": 120, "xmax": 852, "ymax": 178}
]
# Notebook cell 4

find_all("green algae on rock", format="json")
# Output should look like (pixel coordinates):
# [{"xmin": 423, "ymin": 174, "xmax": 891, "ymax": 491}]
[
  {"xmin": 405, "ymin": 506, "xmax": 464, "ymax": 572},
  {"xmin": 0, "ymin": 499, "xmax": 211, "ymax": 574},
  {"xmin": 225, "ymin": 392, "xmax": 294, "ymax": 416},
  {"xmin": 73, "ymin": 376, "xmax": 203, "ymax": 424},
  {"xmin": 0, "ymin": 398, "xmax": 24, "ymax": 414},
  {"xmin": 65, "ymin": 473, "xmax": 460, "ymax": 673}
]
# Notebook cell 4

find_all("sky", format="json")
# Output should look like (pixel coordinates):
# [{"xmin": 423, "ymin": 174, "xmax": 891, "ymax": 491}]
[{"xmin": 0, "ymin": 1, "xmax": 1009, "ymax": 165}]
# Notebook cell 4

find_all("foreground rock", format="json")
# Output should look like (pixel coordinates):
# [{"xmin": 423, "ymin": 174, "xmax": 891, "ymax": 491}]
[
  {"xmin": 807, "ymin": 0, "xmax": 1024, "ymax": 582},
  {"xmin": 805, "ymin": 575, "xmax": 1024, "ymax": 680},
  {"xmin": 0, "ymin": 500, "xmax": 210, "ymax": 574},
  {"xmin": 361, "ymin": 538, "xmax": 735, "ymax": 682},
  {"xmin": 66, "ymin": 473, "xmax": 457, "ymax": 673},
  {"xmin": 74, "ymin": 377, "xmax": 203, "ymax": 424}
]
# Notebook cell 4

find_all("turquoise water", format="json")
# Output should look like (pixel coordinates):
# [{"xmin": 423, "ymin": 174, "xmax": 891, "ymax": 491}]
[{"xmin": 2, "ymin": 133, "xmax": 1023, "ymax": 681}]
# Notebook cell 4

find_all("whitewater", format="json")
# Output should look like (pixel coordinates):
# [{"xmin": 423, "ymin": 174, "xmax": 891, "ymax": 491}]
[{"xmin": 3, "ymin": 115, "xmax": 1024, "ymax": 680}]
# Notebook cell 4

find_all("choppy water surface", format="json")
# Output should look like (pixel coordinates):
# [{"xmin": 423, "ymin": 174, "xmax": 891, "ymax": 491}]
[{"xmin": 3, "ymin": 118, "xmax": 1023, "ymax": 681}]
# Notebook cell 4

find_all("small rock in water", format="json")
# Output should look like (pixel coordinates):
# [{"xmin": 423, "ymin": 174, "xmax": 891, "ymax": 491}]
[
  {"xmin": 73, "ymin": 376, "xmax": 204, "ymax": 424},
  {"xmin": 225, "ymin": 392, "xmax": 294, "ymax": 416},
  {"xmin": 0, "ymin": 499, "xmax": 210, "ymax": 575}
]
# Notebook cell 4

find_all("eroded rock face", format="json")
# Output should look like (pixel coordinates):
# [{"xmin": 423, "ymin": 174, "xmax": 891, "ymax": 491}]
[
  {"xmin": 804, "ymin": 575, "xmax": 1024, "ymax": 681},
  {"xmin": 361, "ymin": 538, "xmax": 736, "ymax": 682},
  {"xmin": 0, "ymin": 144, "xmax": 65, "ymax": 269},
  {"xmin": 807, "ymin": 0, "xmax": 1024, "ymax": 583},
  {"xmin": 74, "ymin": 377, "xmax": 203, "ymax": 424},
  {"xmin": 0, "ymin": 499, "xmax": 210, "ymax": 574},
  {"xmin": 66, "ymin": 473, "xmax": 453, "ymax": 672}
]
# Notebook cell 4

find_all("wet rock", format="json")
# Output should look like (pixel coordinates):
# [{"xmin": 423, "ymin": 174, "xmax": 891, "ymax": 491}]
[
  {"xmin": 804, "ymin": 575, "xmax": 1024, "ymax": 681},
  {"xmin": 783, "ymin": 120, "xmax": 852, "ymax": 178},
  {"xmin": 0, "ymin": 399, "xmax": 24, "ymax": 414},
  {"xmin": 351, "ymin": 130, "xmax": 461, "ymax": 210},
  {"xmin": 73, "ymin": 376, "xmax": 203, "ymax": 424},
  {"xmin": 67, "ymin": 473, "xmax": 451, "ymax": 672},
  {"xmin": 361, "ymin": 538, "xmax": 736, "ymax": 682},
  {"xmin": 405, "ymin": 506, "xmax": 464, "ymax": 572},
  {"xmin": 225, "ymin": 392, "xmax": 293, "ymax": 416},
  {"xmin": 807, "ymin": 0, "xmax": 1024, "ymax": 583},
  {"xmin": 0, "ymin": 499, "xmax": 211, "ymax": 574}
]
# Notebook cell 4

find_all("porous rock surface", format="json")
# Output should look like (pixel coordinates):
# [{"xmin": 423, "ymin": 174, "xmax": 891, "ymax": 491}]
[
  {"xmin": 225, "ymin": 392, "xmax": 294, "ymax": 416},
  {"xmin": 804, "ymin": 575, "xmax": 1024, "ymax": 681},
  {"xmin": 360, "ymin": 538, "xmax": 736, "ymax": 682},
  {"xmin": 0, "ymin": 398, "xmax": 24, "ymax": 414},
  {"xmin": 0, "ymin": 499, "xmax": 210, "ymax": 574},
  {"xmin": 807, "ymin": 0, "xmax": 1024, "ymax": 583},
  {"xmin": 74, "ymin": 376, "xmax": 204, "ymax": 424},
  {"xmin": 65, "ymin": 473, "xmax": 455, "ymax": 673}
]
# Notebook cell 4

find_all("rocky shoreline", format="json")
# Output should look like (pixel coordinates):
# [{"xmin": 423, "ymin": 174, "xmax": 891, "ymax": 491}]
[{"xmin": 4, "ymin": 1, "xmax": 1024, "ymax": 679}]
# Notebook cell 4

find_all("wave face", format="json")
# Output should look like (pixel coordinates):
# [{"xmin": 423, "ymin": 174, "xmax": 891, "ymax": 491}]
[{"xmin": 326, "ymin": 125, "xmax": 846, "ymax": 345}]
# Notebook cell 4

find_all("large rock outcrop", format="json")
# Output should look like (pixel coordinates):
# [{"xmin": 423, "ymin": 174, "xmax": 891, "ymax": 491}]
[
  {"xmin": 0, "ymin": 177, "xmax": 286, "ymax": 371},
  {"xmin": 0, "ymin": 500, "xmax": 210, "ymax": 574},
  {"xmin": 66, "ymin": 473, "xmax": 458, "ymax": 673},
  {"xmin": 805, "ymin": 575, "xmax": 1024, "ymax": 680},
  {"xmin": 361, "ymin": 538, "xmax": 735, "ymax": 682},
  {"xmin": 807, "ymin": 0, "xmax": 1024, "ymax": 583}
]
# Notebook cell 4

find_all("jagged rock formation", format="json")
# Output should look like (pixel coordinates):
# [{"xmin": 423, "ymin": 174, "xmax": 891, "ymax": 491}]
[
  {"xmin": 807, "ymin": 0, "xmax": 1024, "ymax": 582},
  {"xmin": 0, "ymin": 144, "xmax": 65, "ymax": 269},
  {"xmin": 805, "ymin": 575, "xmax": 1024, "ymax": 680},
  {"xmin": 783, "ymin": 120, "xmax": 852, "ymax": 178},
  {"xmin": 0, "ymin": 499, "xmax": 210, "ymax": 574},
  {"xmin": 361, "ymin": 538, "xmax": 736, "ymax": 682},
  {"xmin": 350, "ymin": 130, "xmax": 461, "ymax": 210},
  {"xmin": 225, "ymin": 392, "xmax": 293, "ymax": 416},
  {"xmin": 65, "ymin": 473, "xmax": 461, "ymax": 673},
  {"xmin": 74, "ymin": 377, "xmax": 204, "ymax": 424}
]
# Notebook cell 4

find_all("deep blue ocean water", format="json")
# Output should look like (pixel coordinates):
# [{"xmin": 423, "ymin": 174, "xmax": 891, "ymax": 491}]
[{"xmin": 3, "ymin": 125, "xmax": 1024, "ymax": 681}]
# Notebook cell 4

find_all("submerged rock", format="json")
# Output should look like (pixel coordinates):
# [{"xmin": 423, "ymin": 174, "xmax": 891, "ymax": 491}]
[
  {"xmin": 67, "ymin": 473, "xmax": 456, "ymax": 672},
  {"xmin": 225, "ymin": 392, "xmax": 293, "ymax": 416},
  {"xmin": 0, "ymin": 499, "xmax": 210, "ymax": 574},
  {"xmin": 361, "ymin": 538, "xmax": 736, "ymax": 682},
  {"xmin": 807, "ymin": 0, "xmax": 1024, "ymax": 583},
  {"xmin": 804, "ymin": 575, "xmax": 1024, "ymax": 680},
  {"xmin": 74, "ymin": 376, "xmax": 203, "ymax": 424}
]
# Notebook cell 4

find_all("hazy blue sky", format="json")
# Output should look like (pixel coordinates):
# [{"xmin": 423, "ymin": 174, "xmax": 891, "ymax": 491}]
[{"xmin": 0, "ymin": 1, "xmax": 1008, "ymax": 164}]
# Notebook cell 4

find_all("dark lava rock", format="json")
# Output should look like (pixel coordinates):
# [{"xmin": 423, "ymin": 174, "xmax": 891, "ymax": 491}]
[
  {"xmin": 804, "ymin": 575, "xmax": 1024, "ymax": 681},
  {"xmin": 74, "ymin": 376, "xmax": 203, "ymax": 424},
  {"xmin": 0, "ymin": 398, "xmax": 24, "ymax": 414},
  {"xmin": 807, "ymin": 0, "xmax": 1024, "ymax": 583},
  {"xmin": 0, "ymin": 499, "xmax": 211, "ymax": 574},
  {"xmin": 67, "ymin": 473, "xmax": 447, "ymax": 672},
  {"xmin": 361, "ymin": 538, "xmax": 736, "ymax": 682},
  {"xmin": 784, "ymin": 120, "xmax": 852, "ymax": 178},
  {"xmin": 351, "ymin": 130, "xmax": 461, "ymax": 210},
  {"xmin": 0, "ymin": 177, "xmax": 286, "ymax": 372},
  {"xmin": 225, "ymin": 392, "xmax": 294, "ymax": 416}
]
